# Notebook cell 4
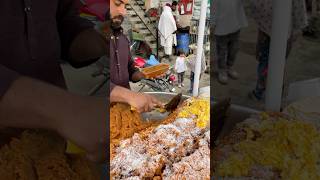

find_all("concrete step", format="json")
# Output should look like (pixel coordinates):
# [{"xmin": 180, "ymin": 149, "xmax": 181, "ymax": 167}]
[
  {"xmin": 149, "ymin": 44, "xmax": 157, "ymax": 49},
  {"xmin": 138, "ymin": 26, "xmax": 148, "ymax": 30},
  {"xmin": 149, "ymin": 17, "xmax": 157, "ymax": 22},
  {"xmin": 141, "ymin": 32, "xmax": 153, "ymax": 36},
  {"xmin": 129, "ymin": 16, "xmax": 142, "ymax": 22},
  {"xmin": 139, "ymin": 28, "xmax": 150, "ymax": 33},
  {"xmin": 148, "ymin": 40, "xmax": 157, "ymax": 44},
  {"xmin": 135, "ymin": 21, "xmax": 144, "ymax": 24},
  {"xmin": 135, "ymin": 23, "xmax": 149, "ymax": 29},
  {"xmin": 127, "ymin": 11, "xmax": 136, "ymax": 16},
  {"xmin": 136, "ymin": 0, "xmax": 144, "ymax": 5},
  {"xmin": 145, "ymin": 36, "xmax": 156, "ymax": 42},
  {"xmin": 137, "ymin": 1, "xmax": 144, "ymax": 6},
  {"xmin": 131, "ymin": 3, "xmax": 146, "ymax": 11},
  {"xmin": 130, "ymin": 14, "xmax": 138, "ymax": 18},
  {"xmin": 145, "ymin": 33, "xmax": 155, "ymax": 37},
  {"xmin": 132, "ymin": 8, "xmax": 146, "ymax": 17},
  {"xmin": 125, "ymin": 4, "xmax": 131, "ymax": 9},
  {"xmin": 139, "ymin": 29, "xmax": 153, "ymax": 34},
  {"xmin": 128, "ymin": 2, "xmax": 157, "ymax": 37}
]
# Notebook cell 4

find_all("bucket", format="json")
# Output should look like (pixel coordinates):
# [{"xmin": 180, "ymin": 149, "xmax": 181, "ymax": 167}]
[{"xmin": 176, "ymin": 33, "xmax": 190, "ymax": 55}]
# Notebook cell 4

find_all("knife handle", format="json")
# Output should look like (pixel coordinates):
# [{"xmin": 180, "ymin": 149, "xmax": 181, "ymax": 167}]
[{"xmin": 131, "ymin": 106, "xmax": 165, "ymax": 113}]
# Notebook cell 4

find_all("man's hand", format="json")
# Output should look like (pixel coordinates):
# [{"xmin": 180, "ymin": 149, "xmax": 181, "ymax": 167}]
[
  {"xmin": 57, "ymin": 97, "xmax": 106, "ymax": 163},
  {"xmin": 131, "ymin": 71, "xmax": 146, "ymax": 82},
  {"xmin": 127, "ymin": 92, "xmax": 164, "ymax": 113},
  {"xmin": 110, "ymin": 86, "xmax": 164, "ymax": 112}
]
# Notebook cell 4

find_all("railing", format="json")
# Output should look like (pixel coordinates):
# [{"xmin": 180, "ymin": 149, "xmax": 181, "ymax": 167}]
[
  {"xmin": 128, "ymin": 3, "xmax": 157, "ymax": 38},
  {"xmin": 128, "ymin": 1, "xmax": 166, "ymax": 60}
]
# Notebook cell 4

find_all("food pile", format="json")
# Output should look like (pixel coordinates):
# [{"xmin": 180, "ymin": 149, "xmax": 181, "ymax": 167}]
[
  {"xmin": 110, "ymin": 98, "xmax": 210, "ymax": 180},
  {"xmin": 213, "ymin": 112, "xmax": 320, "ymax": 179},
  {"xmin": 0, "ymin": 130, "xmax": 98, "ymax": 180},
  {"xmin": 177, "ymin": 97, "xmax": 210, "ymax": 128},
  {"xmin": 110, "ymin": 103, "xmax": 162, "ymax": 159}
]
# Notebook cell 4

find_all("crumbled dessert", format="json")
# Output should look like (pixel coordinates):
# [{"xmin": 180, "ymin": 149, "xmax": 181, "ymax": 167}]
[
  {"xmin": 0, "ymin": 130, "xmax": 98, "ymax": 179},
  {"xmin": 111, "ymin": 118, "xmax": 210, "ymax": 179}
]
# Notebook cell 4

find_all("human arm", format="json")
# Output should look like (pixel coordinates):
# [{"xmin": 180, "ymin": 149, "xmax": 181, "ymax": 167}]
[
  {"xmin": 0, "ymin": 75, "xmax": 106, "ymax": 162},
  {"xmin": 184, "ymin": 59, "xmax": 188, "ymax": 71},
  {"xmin": 110, "ymin": 85, "xmax": 163, "ymax": 113},
  {"xmin": 128, "ymin": 53, "xmax": 145, "ymax": 82},
  {"xmin": 174, "ymin": 58, "xmax": 178, "ymax": 72}
]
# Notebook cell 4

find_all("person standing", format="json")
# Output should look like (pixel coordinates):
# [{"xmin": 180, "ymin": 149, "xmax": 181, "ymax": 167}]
[
  {"xmin": 213, "ymin": 0, "xmax": 248, "ymax": 84},
  {"xmin": 109, "ymin": 0, "xmax": 163, "ymax": 112},
  {"xmin": 175, "ymin": 50, "xmax": 188, "ymax": 88},
  {"xmin": 187, "ymin": 51, "xmax": 207, "ymax": 94},
  {"xmin": 171, "ymin": 1, "xmax": 180, "ymax": 55},
  {"xmin": 158, "ymin": 4, "xmax": 177, "ymax": 58},
  {"xmin": 249, "ymin": 0, "xmax": 308, "ymax": 101},
  {"xmin": 171, "ymin": 1, "xmax": 180, "ymax": 28}
]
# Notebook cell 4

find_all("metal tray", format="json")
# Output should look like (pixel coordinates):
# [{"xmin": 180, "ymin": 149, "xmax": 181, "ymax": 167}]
[
  {"xmin": 144, "ymin": 92, "xmax": 191, "ymax": 105},
  {"xmin": 218, "ymin": 104, "xmax": 259, "ymax": 138},
  {"xmin": 145, "ymin": 92, "xmax": 259, "ymax": 139}
]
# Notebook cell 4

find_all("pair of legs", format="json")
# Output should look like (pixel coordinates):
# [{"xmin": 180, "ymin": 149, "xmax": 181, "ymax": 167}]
[
  {"xmin": 189, "ymin": 72, "xmax": 203, "ymax": 93},
  {"xmin": 215, "ymin": 30, "xmax": 240, "ymax": 84},
  {"xmin": 251, "ymin": 30, "xmax": 293, "ymax": 100},
  {"xmin": 177, "ymin": 72, "xmax": 185, "ymax": 88},
  {"xmin": 189, "ymin": 71, "xmax": 194, "ymax": 93}
]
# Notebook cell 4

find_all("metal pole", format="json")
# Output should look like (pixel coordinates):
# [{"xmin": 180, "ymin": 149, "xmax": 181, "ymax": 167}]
[
  {"xmin": 193, "ymin": 0, "xmax": 208, "ymax": 97},
  {"xmin": 265, "ymin": 0, "xmax": 292, "ymax": 111},
  {"xmin": 157, "ymin": 28, "xmax": 159, "ymax": 61}
]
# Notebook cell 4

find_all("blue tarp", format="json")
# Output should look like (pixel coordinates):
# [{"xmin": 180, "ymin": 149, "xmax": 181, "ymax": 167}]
[{"xmin": 146, "ymin": 55, "xmax": 160, "ymax": 66}]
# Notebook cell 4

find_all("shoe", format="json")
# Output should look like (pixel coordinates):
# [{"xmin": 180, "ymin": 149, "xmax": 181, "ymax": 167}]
[
  {"xmin": 248, "ymin": 91, "xmax": 262, "ymax": 101},
  {"xmin": 218, "ymin": 71, "xmax": 228, "ymax": 84},
  {"xmin": 178, "ymin": 84, "xmax": 182, "ymax": 88},
  {"xmin": 227, "ymin": 68, "xmax": 239, "ymax": 80},
  {"xmin": 181, "ymin": 83, "xmax": 185, "ymax": 87}
]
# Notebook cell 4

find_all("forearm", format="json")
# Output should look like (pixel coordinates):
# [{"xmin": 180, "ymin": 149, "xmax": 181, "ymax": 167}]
[
  {"xmin": 131, "ymin": 71, "xmax": 145, "ymax": 82},
  {"xmin": 0, "ymin": 77, "xmax": 105, "ymax": 131},
  {"xmin": 110, "ymin": 85, "xmax": 136, "ymax": 104}
]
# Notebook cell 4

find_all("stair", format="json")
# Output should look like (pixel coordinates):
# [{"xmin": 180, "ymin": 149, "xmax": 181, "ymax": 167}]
[{"xmin": 126, "ymin": 0, "xmax": 165, "ymax": 59}]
